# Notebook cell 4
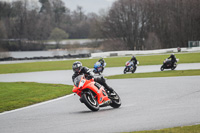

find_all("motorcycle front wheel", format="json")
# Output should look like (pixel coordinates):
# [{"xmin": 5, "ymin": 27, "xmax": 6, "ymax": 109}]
[
  {"xmin": 160, "ymin": 65, "xmax": 164, "ymax": 71},
  {"xmin": 82, "ymin": 91, "xmax": 99, "ymax": 111},
  {"xmin": 123, "ymin": 68, "xmax": 127, "ymax": 74}
]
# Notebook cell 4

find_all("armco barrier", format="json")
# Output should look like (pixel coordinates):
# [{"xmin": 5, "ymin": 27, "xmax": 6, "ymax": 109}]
[
  {"xmin": 0, "ymin": 53, "xmax": 91, "ymax": 61},
  {"xmin": 91, "ymin": 47, "xmax": 200, "ymax": 58}
]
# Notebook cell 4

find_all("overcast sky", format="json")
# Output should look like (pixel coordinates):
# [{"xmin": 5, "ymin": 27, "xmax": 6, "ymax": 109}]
[
  {"xmin": 0, "ymin": 0, "xmax": 117, "ymax": 14},
  {"xmin": 63, "ymin": 0, "xmax": 116, "ymax": 14}
]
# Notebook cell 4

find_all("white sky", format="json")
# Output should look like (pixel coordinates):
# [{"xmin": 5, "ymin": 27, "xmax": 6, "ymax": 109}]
[
  {"xmin": 0, "ymin": 0, "xmax": 117, "ymax": 14},
  {"xmin": 63, "ymin": 0, "xmax": 116, "ymax": 14}
]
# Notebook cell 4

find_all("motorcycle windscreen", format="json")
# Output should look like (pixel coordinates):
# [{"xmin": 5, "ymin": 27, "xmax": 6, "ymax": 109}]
[{"xmin": 73, "ymin": 75, "xmax": 82, "ymax": 87}]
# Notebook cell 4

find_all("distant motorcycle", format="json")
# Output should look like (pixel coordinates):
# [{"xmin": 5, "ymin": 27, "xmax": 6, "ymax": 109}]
[
  {"xmin": 72, "ymin": 75, "xmax": 121, "ymax": 111},
  {"xmin": 93, "ymin": 62, "xmax": 106, "ymax": 75},
  {"xmin": 160, "ymin": 59, "xmax": 179, "ymax": 71},
  {"xmin": 123, "ymin": 61, "xmax": 139, "ymax": 74}
]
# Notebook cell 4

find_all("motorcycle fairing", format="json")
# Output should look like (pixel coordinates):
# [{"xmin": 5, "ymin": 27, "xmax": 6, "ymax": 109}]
[
  {"xmin": 72, "ymin": 75, "xmax": 110, "ymax": 105},
  {"xmin": 94, "ymin": 62, "xmax": 103, "ymax": 73}
]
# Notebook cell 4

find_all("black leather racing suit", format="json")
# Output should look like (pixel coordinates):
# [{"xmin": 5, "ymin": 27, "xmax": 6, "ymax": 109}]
[
  {"xmin": 130, "ymin": 58, "xmax": 138, "ymax": 66},
  {"xmin": 98, "ymin": 59, "xmax": 105, "ymax": 72},
  {"xmin": 98, "ymin": 59, "xmax": 105, "ymax": 67},
  {"xmin": 72, "ymin": 66, "xmax": 113, "ymax": 92},
  {"xmin": 168, "ymin": 55, "xmax": 177, "ymax": 66}
]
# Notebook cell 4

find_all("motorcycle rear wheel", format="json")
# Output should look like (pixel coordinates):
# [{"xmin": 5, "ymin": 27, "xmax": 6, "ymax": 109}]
[
  {"xmin": 109, "ymin": 90, "xmax": 121, "ymax": 108},
  {"xmin": 171, "ymin": 63, "xmax": 177, "ymax": 70},
  {"xmin": 82, "ymin": 91, "xmax": 99, "ymax": 111},
  {"xmin": 132, "ymin": 66, "xmax": 137, "ymax": 73},
  {"xmin": 160, "ymin": 66, "xmax": 164, "ymax": 71}
]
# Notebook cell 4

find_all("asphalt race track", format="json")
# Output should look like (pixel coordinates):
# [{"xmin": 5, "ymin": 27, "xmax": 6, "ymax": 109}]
[
  {"xmin": 0, "ymin": 63, "xmax": 200, "ymax": 133},
  {"xmin": 0, "ymin": 63, "xmax": 200, "ymax": 85}
]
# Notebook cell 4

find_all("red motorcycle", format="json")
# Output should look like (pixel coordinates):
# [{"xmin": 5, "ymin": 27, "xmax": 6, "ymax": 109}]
[{"xmin": 72, "ymin": 75, "xmax": 121, "ymax": 111}]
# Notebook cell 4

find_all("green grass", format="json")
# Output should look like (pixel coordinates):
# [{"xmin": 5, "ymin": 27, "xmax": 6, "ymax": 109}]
[
  {"xmin": 0, "ymin": 58, "xmax": 97, "ymax": 74},
  {"xmin": 0, "ymin": 82, "xmax": 73, "ymax": 113},
  {"xmin": 106, "ymin": 69, "xmax": 200, "ymax": 79},
  {"xmin": 0, "ymin": 52, "xmax": 200, "ymax": 74},
  {"xmin": 125, "ymin": 124, "xmax": 200, "ymax": 133},
  {"xmin": 103, "ymin": 52, "xmax": 200, "ymax": 66}
]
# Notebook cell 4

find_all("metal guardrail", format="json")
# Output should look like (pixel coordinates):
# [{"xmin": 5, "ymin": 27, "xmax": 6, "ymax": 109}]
[{"xmin": 0, "ymin": 53, "xmax": 91, "ymax": 61}]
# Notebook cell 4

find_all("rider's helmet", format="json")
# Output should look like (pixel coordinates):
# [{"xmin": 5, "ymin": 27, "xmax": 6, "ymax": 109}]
[
  {"xmin": 131, "ymin": 56, "xmax": 135, "ymax": 60},
  {"xmin": 99, "ymin": 57, "xmax": 104, "ymax": 61},
  {"xmin": 98, "ymin": 57, "xmax": 104, "ymax": 63},
  {"xmin": 170, "ymin": 53, "xmax": 175, "ymax": 58},
  {"xmin": 72, "ymin": 61, "xmax": 82, "ymax": 73}
]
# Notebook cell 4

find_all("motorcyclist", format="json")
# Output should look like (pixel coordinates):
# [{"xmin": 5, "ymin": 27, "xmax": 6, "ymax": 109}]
[
  {"xmin": 98, "ymin": 57, "xmax": 105, "ymax": 71},
  {"xmin": 72, "ymin": 61, "xmax": 114, "ymax": 93},
  {"xmin": 130, "ymin": 56, "xmax": 138, "ymax": 67},
  {"xmin": 168, "ymin": 53, "xmax": 177, "ymax": 66}
]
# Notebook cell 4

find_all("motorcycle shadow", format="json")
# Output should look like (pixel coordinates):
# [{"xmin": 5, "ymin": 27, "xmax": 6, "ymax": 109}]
[{"xmin": 75, "ymin": 107, "xmax": 120, "ymax": 114}]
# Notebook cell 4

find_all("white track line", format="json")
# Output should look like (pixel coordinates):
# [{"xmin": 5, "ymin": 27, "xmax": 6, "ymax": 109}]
[{"xmin": 0, "ymin": 94, "xmax": 74, "ymax": 116}]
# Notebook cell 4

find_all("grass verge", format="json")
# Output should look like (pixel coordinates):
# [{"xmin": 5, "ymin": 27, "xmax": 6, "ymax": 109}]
[
  {"xmin": 125, "ymin": 124, "xmax": 200, "ymax": 133},
  {"xmin": 0, "ymin": 52, "xmax": 199, "ymax": 74},
  {"xmin": 0, "ymin": 82, "xmax": 73, "ymax": 113},
  {"xmin": 106, "ymin": 69, "xmax": 200, "ymax": 79}
]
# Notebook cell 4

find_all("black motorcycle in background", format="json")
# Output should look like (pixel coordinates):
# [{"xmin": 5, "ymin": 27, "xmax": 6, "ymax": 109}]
[{"xmin": 160, "ymin": 58, "xmax": 179, "ymax": 71}]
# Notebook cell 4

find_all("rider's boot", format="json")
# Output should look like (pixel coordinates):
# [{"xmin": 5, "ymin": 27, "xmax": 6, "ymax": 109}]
[
  {"xmin": 108, "ymin": 87, "xmax": 116, "ymax": 96},
  {"xmin": 94, "ymin": 76, "xmax": 115, "ymax": 96},
  {"xmin": 102, "ymin": 67, "xmax": 104, "ymax": 72}
]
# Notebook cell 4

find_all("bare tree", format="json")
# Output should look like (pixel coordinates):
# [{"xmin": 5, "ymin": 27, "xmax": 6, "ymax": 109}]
[
  {"xmin": 0, "ymin": 20, "xmax": 7, "ymax": 39},
  {"xmin": 100, "ymin": 0, "xmax": 148, "ymax": 50}
]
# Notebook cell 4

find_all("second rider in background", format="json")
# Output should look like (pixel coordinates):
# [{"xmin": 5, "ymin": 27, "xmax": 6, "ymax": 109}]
[
  {"xmin": 130, "ymin": 56, "xmax": 138, "ymax": 67},
  {"xmin": 98, "ymin": 57, "xmax": 106, "ymax": 72}
]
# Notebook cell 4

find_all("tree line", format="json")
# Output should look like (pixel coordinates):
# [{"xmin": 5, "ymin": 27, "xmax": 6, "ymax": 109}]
[
  {"xmin": 0, "ymin": 0, "xmax": 100, "ymax": 40},
  {"xmin": 100, "ymin": 0, "xmax": 200, "ymax": 50},
  {"xmin": 0, "ymin": 0, "xmax": 200, "ymax": 51}
]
